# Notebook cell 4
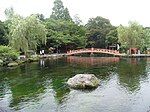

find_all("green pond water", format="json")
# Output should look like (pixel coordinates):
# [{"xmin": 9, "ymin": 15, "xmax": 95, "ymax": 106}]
[{"xmin": 0, "ymin": 56, "xmax": 150, "ymax": 112}]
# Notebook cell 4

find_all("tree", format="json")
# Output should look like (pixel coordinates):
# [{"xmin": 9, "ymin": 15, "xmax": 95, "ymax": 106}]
[
  {"xmin": 117, "ymin": 21, "xmax": 144, "ymax": 50},
  {"xmin": 8, "ymin": 14, "xmax": 47, "ymax": 55},
  {"xmin": 86, "ymin": 16, "xmax": 114, "ymax": 48},
  {"xmin": 63, "ymin": 8, "xmax": 72, "ymax": 21},
  {"xmin": 45, "ymin": 18, "xmax": 86, "ymax": 52},
  {"xmin": 0, "ymin": 21, "xmax": 8, "ymax": 45},
  {"xmin": 35, "ymin": 14, "xmax": 45, "ymax": 21},
  {"xmin": 5, "ymin": 7, "xmax": 14, "ymax": 19},
  {"xmin": 50, "ymin": 0, "xmax": 72, "ymax": 21},
  {"xmin": 142, "ymin": 28, "xmax": 150, "ymax": 50},
  {"xmin": 73, "ymin": 14, "xmax": 83, "ymax": 25},
  {"xmin": 106, "ymin": 28, "xmax": 118, "ymax": 45}
]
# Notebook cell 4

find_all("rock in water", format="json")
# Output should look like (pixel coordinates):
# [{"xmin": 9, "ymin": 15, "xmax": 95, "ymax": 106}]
[
  {"xmin": 0, "ymin": 59, "xmax": 3, "ymax": 66},
  {"xmin": 67, "ymin": 74, "xmax": 100, "ymax": 89},
  {"xmin": 7, "ymin": 62, "xmax": 18, "ymax": 67}
]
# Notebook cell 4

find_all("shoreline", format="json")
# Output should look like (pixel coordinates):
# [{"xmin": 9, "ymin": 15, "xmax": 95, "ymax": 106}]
[
  {"xmin": 1, "ymin": 53, "xmax": 150, "ymax": 67},
  {"xmin": 114, "ymin": 54, "xmax": 150, "ymax": 58}
]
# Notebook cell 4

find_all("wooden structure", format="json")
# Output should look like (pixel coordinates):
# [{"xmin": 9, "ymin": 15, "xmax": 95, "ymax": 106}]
[
  {"xmin": 66, "ymin": 48, "xmax": 121, "ymax": 56},
  {"xmin": 129, "ymin": 48, "xmax": 138, "ymax": 54},
  {"xmin": 147, "ymin": 48, "xmax": 150, "ymax": 54}
]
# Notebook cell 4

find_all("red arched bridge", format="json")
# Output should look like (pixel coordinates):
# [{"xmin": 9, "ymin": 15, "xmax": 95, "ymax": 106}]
[{"xmin": 66, "ymin": 48, "xmax": 121, "ymax": 56}]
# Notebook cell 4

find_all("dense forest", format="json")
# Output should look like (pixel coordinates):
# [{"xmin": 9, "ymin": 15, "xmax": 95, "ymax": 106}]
[{"xmin": 0, "ymin": 0, "xmax": 150, "ymax": 57}]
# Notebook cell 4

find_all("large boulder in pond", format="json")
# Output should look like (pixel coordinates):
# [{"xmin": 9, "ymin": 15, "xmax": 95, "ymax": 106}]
[{"xmin": 67, "ymin": 74, "xmax": 100, "ymax": 89}]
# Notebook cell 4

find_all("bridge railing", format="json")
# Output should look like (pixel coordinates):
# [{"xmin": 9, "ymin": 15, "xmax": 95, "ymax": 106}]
[{"xmin": 67, "ymin": 48, "xmax": 120, "ymax": 55}]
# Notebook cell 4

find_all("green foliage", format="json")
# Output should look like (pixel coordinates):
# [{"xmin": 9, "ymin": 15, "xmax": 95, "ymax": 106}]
[
  {"xmin": 4, "ymin": 7, "xmax": 14, "ymax": 19},
  {"xmin": 0, "ymin": 45, "xmax": 19, "ymax": 61},
  {"xmin": 3, "ymin": 3, "xmax": 150, "ymax": 54},
  {"xmin": 73, "ymin": 14, "xmax": 83, "ymax": 25},
  {"xmin": 106, "ymin": 28, "xmax": 118, "ymax": 45},
  {"xmin": 45, "ymin": 18, "xmax": 86, "ymax": 51},
  {"xmin": 143, "ymin": 28, "xmax": 150, "ymax": 49},
  {"xmin": 50, "ymin": 0, "xmax": 72, "ymax": 21},
  {"xmin": 117, "ymin": 21, "xmax": 144, "ymax": 50},
  {"xmin": 35, "ymin": 13, "xmax": 45, "ymax": 21},
  {"xmin": 0, "ymin": 21, "xmax": 8, "ymax": 45},
  {"xmin": 8, "ymin": 14, "xmax": 47, "ymax": 54},
  {"xmin": 86, "ymin": 16, "xmax": 114, "ymax": 48}
]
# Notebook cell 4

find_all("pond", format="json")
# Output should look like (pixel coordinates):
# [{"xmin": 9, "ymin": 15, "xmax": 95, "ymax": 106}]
[{"xmin": 0, "ymin": 56, "xmax": 150, "ymax": 112}]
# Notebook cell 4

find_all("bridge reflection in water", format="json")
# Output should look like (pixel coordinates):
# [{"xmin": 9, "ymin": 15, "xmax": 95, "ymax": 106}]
[{"xmin": 67, "ymin": 56, "xmax": 120, "ymax": 66}]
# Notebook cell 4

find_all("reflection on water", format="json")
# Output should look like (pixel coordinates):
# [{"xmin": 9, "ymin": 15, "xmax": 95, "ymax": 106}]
[
  {"xmin": 40, "ymin": 59, "xmax": 45, "ymax": 67},
  {"xmin": 117, "ymin": 58, "xmax": 147, "ymax": 93},
  {"xmin": 0, "ymin": 57, "xmax": 150, "ymax": 112},
  {"xmin": 67, "ymin": 56, "xmax": 120, "ymax": 66}
]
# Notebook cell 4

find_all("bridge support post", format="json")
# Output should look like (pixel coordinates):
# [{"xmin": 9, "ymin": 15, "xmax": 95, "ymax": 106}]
[
  {"xmin": 90, "ymin": 52, "xmax": 94, "ymax": 56},
  {"xmin": 90, "ymin": 47, "xmax": 94, "ymax": 56}
]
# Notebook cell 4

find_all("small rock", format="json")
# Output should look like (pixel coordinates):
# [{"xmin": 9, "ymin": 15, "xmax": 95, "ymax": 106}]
[
  {"xmin": 7, "ymin": 62, "xmax": 18, "ymax": 67},
  {"xmin": 27, "ymin": 57, "xmax": 39, "ymax": 62},
  {"xmin": 67, "ymin": 74, "xmax": 100, "ymax": 89},
  {"xmin": 0, "ymin": 59, "xmax": 3, "ymax": 63},
  {"xmin": 0, "ymin": 59, "xmax": 3, "ymax": 66}
]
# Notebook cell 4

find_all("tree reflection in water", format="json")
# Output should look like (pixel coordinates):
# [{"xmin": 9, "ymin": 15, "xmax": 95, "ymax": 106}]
[
  {"xmin": 117, "ymin": 58, "xmax": 147, "ymax": 93},
  {"xmin": 0, "ymin": 57, "xmax": 150, "ymax": 112}
]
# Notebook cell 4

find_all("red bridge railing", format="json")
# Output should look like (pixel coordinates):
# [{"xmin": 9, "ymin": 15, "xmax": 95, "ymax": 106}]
[{"xmin": 66, "ymin": 48, "xmax": 120, "ymax": 55}]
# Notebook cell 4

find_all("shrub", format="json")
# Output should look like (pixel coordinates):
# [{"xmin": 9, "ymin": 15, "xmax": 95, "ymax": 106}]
[{"xmin": 0, "ymin": 46, "xmax": 19, "ymax": 61}]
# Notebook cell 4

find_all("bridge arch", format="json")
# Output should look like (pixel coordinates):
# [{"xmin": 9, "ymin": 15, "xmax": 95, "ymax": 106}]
[{"xmin": 66, "ymin": 48, "xmax": 121, "ymax": 56}]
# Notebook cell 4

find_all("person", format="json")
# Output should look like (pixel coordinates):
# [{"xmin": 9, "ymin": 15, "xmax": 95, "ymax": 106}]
[
  {"xmin": 42, "ymin": 50, "xmax": 44, "ymax": 55},
  {"xmin": 117, "ymin": 44, "xmax": 120, "ymax": 51},
  {"xmin": 138, "ymin": 50, "xmax": 140, "ymax": 54},
  {"xmin": 40, "ymin": 50, "xmax": 42, "ymax": 55},
  {"xmin": 40, "ymin": 59, "xmax": 45, "ymax": 67}
]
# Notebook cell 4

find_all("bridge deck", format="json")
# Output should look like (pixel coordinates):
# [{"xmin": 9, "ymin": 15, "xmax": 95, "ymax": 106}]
[{"xmin": 66, "ymin": 48, "xmax": 121, "ymax": 56}]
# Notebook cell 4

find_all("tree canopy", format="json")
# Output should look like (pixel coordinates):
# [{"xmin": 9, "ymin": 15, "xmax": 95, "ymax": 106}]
[
  {"xmin": 117, "ymin": 21, "xmax": 144, "ymax": 50},
  {"xmin": 106, "ymin": 28, "xmax": 118, "ymax": 45},
  {"xmin": 142, "ymin": 28, "xmax": 150, "ymax": 49},
  {"xmin": 0, "ymin": 21, "xmax": 8, "ymax": 45},
  {"xmin": 45, "ymin": 18, "xmax": 86, "ymax": 52},
  {"xmin": 8, "ymin": 14, "xmax": 47, "ymax": 54},
  {"xmin": 50, "ymin": 0, "xmax": 72, "ymax": 21},
  {"xmin": 1, "ymin": 1, "xmax": 150, "ymax": 55},
  {"xmin": 86, "ymin": 16, "xmax": 115, "ymax": 48}
]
